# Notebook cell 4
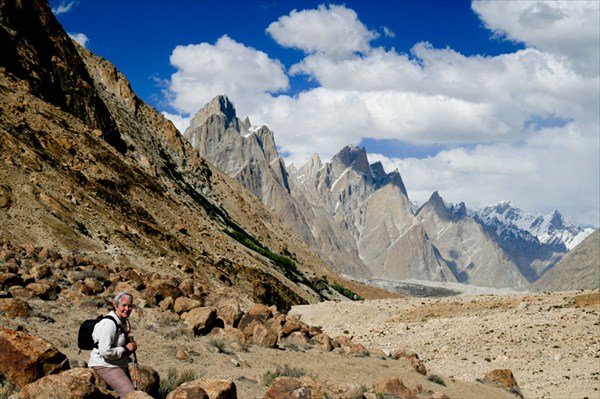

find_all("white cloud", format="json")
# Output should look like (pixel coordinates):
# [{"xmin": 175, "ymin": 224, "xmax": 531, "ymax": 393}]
[
  {"xmin": 266, "ymin": 4, "xmax": 379, "ymax": 59},
  {"xmin": 51, "ymin": 1, "xmax": 75, "ymax": 15},
  {"xmin": 68, "ymin": 32, "xmax": 88, "ymax": 47},
  {"xmin": 371, "ymin": 122, "xmax": 600, "ymax": 226},
  {"xmin": 472, "ymin": 0, "xmax": 600, "ymax": 77},
  {"xmin": 168, "ymin": 35, "xmax": 288, "ymax": 117},
  {"xmin": 163, "ymin": 2, "xmax": 599, "ymax": 226}
]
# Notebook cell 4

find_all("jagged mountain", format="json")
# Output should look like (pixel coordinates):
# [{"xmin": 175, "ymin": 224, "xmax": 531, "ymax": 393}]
[
  {"xmin": 0, "ymin": 0, "xmax": 395, "ymax": 310},
  {"xmin": 416, "ymin": 192, "xmax": 529, "ymax": 288},
  {"xmin": 474, "ymin": 201, "xmax": 592, "ymax": 251},
  {"xmin": 183, "ymin": 96, "xmax": 371, "ymax": 277},
  {"xmin": 419, "ymin": 194, "xmax": 572, "ymax": 284},
  {"xmin": 185, "ymin": 96, "xmax": 596, "ymax": 290},
  {"xmin": 187, "ymin": 100, "xmax": 457, "ymax": 283}
]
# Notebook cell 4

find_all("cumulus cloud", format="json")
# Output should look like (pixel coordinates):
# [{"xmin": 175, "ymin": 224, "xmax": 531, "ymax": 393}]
[
  {"xmin": 168, "ymin": 35, "xmax": 288, "ymax": 117},
  {"xmin": 371, "ymin": 121, "xmax": 600, "ymax": 225},
  {"xmin": 266, "ymin": 4, "xmax": 379, "ymax": 58},
  {"xmin": 68, "ymin": 32, "xmax": 88, "ymax": 47},
  {"xmin": 472, "ymin": 0, "xmax": 600, "ymax": 77},
  {"xmin": 163, "ymin": 2, "xmax": 599, "ymax": 225}
]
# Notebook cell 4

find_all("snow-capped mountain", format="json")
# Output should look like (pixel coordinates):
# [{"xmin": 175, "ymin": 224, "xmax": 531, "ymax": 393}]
[{"xmin": 474, "ymin": 201, "xmax": 593, "ymax": 251}]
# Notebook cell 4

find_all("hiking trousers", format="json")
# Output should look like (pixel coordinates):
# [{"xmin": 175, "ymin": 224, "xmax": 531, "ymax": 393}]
[{"xmin": 92, "ymin": 366, "xmax": 135, "ymax": 398}]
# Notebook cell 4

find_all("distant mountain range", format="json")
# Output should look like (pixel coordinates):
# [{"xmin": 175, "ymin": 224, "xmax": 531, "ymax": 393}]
[{"xmin": 184, "ymin": 95, "xmax": 597, "ymax": 291}]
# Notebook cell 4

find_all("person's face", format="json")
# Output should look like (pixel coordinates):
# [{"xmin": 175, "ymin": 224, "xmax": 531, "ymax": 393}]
[{"xmin": 114, "ymin": 295, "xmax": 133, "ymax": 320}]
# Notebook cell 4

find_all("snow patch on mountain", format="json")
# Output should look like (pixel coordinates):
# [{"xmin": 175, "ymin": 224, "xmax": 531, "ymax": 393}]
[{"xmin": 474, "ymin": 201, "xmax": 592, "ymax": 250}]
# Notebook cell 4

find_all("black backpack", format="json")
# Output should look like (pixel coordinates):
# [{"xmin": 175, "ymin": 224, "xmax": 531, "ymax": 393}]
[{"xmin": 77, "ymin": 315, "xmax": 120, "ymax": 350}]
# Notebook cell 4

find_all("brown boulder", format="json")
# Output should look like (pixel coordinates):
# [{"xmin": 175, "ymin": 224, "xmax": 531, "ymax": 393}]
[
  {"xmin": 77, "ymin": 278, "xmax": 105, "ymax": 295},
  {"xmin": 159, "ymin": 296, "xmax": 174, "ymax": 311},
  {"xmin": 16, "ymin": 368, "xmax": 116, "ymax": 399},
  {"xmin": 392, "ymin": 349, "xmax": 427, "ymax": 375},
  {"xmin": 307, "ymin": 325, "xmax": 322, "ymax": 338},
  {"xmin": 129, "ymin": 364, "xmax": 160, "ymax": 398},
  {"xmin": 0, "ymin": 298, "xmax": 32, "ymax": 319},
  {"xmin": 282, "ymin": 331, "xmax": 310, "ymax": 348},
  {"xmin": 7, "ymin": 286, "xmax": 35, "ymax": 301},
  {"xmin": 210, "ymin": 326, "xmax": 246, "ymax": 344},
  {"xmin": 251, "ymin": 323, "xmax": 278, "ymax": 348},
  {"xmin": 281, "ymin": 319, "xmax": 305, "ymax": 336},
  {"xmin": 264, "ymin": 376, "xmax": 325, "ymax": 399},
  {"xmin": 483, "ymin": 369, "xmax": 520, "ymax": 392},
  {"xmin": 374, "ymin": 377, "xmax": 416, "ymax": 399},
  {"xmin": 181, "ymin": 306, "xmax": 218, "ymax": 335},
  {"xmin": 215, "ymin": 298, "xmax": 242, "ymax": 327},
  {"xmin": 193, "ymin": 377, "xmax": 237, "ymax": 399},
  {"xmin": 0, "ymin": 327, "xmax": 70, "ymax": 387},
  {"xmin": 409, "ymin": 354, "xmax": 427, "ymax": 376},
  {"xmin": 139, "ymin": 286, "xmax": 158, "ymax": 306},
  {"xmin": 26, "ymin": 280, "xmax": 60, "ymax": 300},
  {"xmin": 237, "ymin": 313, "xmax": 264, "ymax": 337},
  {"xmin": 30, "ymin": 264, "xmax": 52, "ymax": 280},
  {"xmin": 349, "ymin": 343, "xmax": 369, "ymax": 357},
  {"xmin": 177, "ymin": 278, "xmax": 197, "ymax": 297},
  {"xmin": 247, "ymin": 303, "xmax": 273, "ymax": 322},
  {"xmin": 310, "ymin": 333, "xmax": 333, "ymax": 352},
  {"xmin": 174, "ymin": 297, "xmax": 201, "ymax": 315},
  {"xmin": 264, "ymin": 377, "xmax": 306, "ymax": 399},
  {"xmin": 123, "ymin": 269, "xmax": 146, "ymax": 291},
  {"xmin": 165, "ymin": 381, "xmax": 209, "ymax": 399},
  {"xmin": 332, "ymin": 335, "xmax": 352, "ymax": 350},
  {"xmin": 150, "ymin": 280, "xmax": 183, "ymax": 302}
]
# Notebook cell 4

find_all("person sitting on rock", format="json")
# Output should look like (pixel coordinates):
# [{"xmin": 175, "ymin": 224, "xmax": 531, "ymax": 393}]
[{"xmin": 88, "ymin": 291, "xmax": 138, "ymax": 397}]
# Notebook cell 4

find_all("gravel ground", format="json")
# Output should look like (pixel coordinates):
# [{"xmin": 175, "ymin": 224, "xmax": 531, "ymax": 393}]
[{"xmin": 291, "ymin": 289, "xmax": 600, "ymax": 399}]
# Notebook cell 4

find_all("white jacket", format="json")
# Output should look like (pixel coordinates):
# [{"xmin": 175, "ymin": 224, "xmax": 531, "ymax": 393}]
[{"xmin": 88, "ymin": 311, "xmax": 130, "ymax": 368}]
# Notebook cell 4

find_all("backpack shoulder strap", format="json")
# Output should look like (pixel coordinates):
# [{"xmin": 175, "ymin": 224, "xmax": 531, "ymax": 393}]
[{"xmin": 102, "ymin": 315, "xmax": 123, "ymax": 335}]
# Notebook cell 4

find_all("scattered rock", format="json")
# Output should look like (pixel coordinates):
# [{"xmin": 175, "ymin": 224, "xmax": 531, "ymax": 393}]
[
  {"xmin": 0, "ymin": 327, "xmax": 70, "ymax": 388},
  {"xmin": 0, "ymin": 298, "xmax": 31, "ymax": 319},
  {"xmin": 16, "ymin": 368, "xmax": 116, "ymax": 399},
  {"xmin": 373, "ymin": 377, "xmax": 415, "ymax": 399},
  {"xmin": 182, "ymin": 306, "xmax": 218, "ymax": 335},
  {"xmin": 483, "ymin": 369, "xmax": 521, "ymax": 394}
]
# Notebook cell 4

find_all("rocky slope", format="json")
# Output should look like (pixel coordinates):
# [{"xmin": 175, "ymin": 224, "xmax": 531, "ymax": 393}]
[
  {"xmin": 1, "ymin": 240, "xmax": 525, "ymax": 399},
  {"xmin": 0, "ymin": 0, "xmax": 393, "ymax": 312},
  {"xmin": 531, "ymin": 228, "xmax": 600, "ymax": 291}
]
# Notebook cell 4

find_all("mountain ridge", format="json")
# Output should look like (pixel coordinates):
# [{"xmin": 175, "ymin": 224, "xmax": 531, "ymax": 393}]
[{"xmin": 185, "ymin": 95, "xmax": 598, "ymax": 290}]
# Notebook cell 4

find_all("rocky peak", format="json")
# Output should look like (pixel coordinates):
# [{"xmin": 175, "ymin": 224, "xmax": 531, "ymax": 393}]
[
  {"xmin": 375, "ymin": 169, "xmax": 408, "ymax": 197},
  {"xmin": 186, "ymin": 94, "xmax": 240, "ymax": 133},
  {"xmin": 295, "ymin": 153, "xmax": 323, "ymax": 185},
  {"xmin": 370, "ymin": 161, "xmax": 385, "ymax": 181},
  {"xmin": 418, "ymin": 191, "xmax": 450, "ymax": 221},
  {"xmin": 331, "ymin": 145, "xmax": 372, "ymax": 180},
  {"xmin": 448, "ymin": 201, "xmax": 468, "ymax": 221}
]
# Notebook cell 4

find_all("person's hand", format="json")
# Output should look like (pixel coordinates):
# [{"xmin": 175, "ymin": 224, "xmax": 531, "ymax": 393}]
[{"xmin": 125, "ymin": 341, "xmax": 137, "ymax": 353}]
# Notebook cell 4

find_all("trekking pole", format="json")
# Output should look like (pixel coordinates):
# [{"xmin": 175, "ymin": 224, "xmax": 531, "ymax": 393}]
[{"xmin": 128, "ymin": 335, "xmax": 142, "ymax": 390}]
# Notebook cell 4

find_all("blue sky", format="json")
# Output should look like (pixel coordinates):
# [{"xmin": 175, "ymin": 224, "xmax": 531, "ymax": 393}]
[{"xmin": 51, "ymin": 0, "xmax": 599, "ymax": 227}]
